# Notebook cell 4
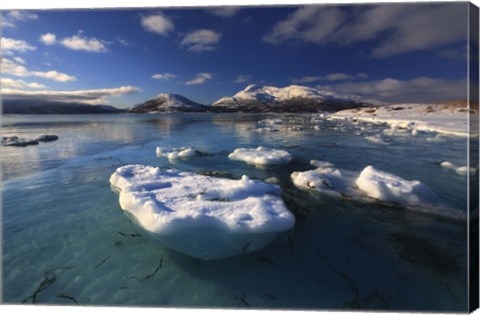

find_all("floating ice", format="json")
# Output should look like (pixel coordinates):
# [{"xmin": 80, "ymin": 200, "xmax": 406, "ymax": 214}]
[
  {"xmin": 441, "ymin": 161, "xmax": 477, "ymax": 175},
  {"xmin": 290, "ymin": 125, "xmax": 304, "ymax": 131},
  {"xmin": 255, "ymin": 127, "xmax": 279, "ymax": 133},
  {"xmin": 110, "ymin": 165, "xmax": 295, "ymax": 260},
  {"xmin": 228, "ymin": 146, "xmax": 292, "ymax": 166},
  {"xmin": 258, "ymin": 118, "xmax": 283, "ymax": 125},
  {"xmin": 365, "ymin": 135, "xmax": 390, "ymax": 145},
  {"xmin": 291, "ymin": 162, "xmax": 346, "ymax": 196},
  {"xmin": 355, "ymin": 166, "xmax": 438, "ymax": 205},
  {"xmin": 2, "ymin": 134, "xmax": 59, "ymax": 147},
  {"xmin": 156, "ymin": 147, "xmax": 197, "ymax": 162},
  {"xmin": 310, "ymin": 160, "xmax": 334, "ymax": 168}
]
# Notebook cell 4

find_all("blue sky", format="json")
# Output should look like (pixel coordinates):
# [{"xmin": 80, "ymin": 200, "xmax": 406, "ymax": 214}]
[{"xmin": 0, "ymin": 2, "xmax": 470, "ymax": 108}]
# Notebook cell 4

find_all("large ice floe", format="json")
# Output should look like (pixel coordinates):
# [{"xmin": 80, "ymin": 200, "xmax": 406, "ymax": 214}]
[
  {"xmin": 110, "ymin": 165, "xmax": 295, "ymax": 260},
  {"xmin": 355, "ymin": 166, "xmax": 439, "ymax": 205},
  {"xmin": 291, "ymin": 160, "xmax": 347, "ymax": 196},
  {"xmin": 228, "ymin": 146, "xmax": 292, "ymax": 166}
]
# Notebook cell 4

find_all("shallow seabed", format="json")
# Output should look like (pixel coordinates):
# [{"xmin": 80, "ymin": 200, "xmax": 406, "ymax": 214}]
[{"xmin": 1, "ymin": 113, "xmax": 470, "ymax": 311}]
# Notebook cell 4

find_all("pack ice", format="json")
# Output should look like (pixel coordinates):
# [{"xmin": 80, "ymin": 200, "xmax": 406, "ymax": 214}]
[{"xmin": 110, "ymin": 165, "xmax": 295, "ymax": 260}]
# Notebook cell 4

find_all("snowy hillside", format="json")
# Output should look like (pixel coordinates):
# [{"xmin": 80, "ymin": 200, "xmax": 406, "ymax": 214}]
[
  {"xmin": 213, "ymin": 84, "xmax": 384, "ymax": 108},
  {"xmin": 130, "ymin": 93, "xmax": 207, "ymax": 113},
  {"xmin": 330, "ymin": 101, "xmax": 475, "ymax": 137}
]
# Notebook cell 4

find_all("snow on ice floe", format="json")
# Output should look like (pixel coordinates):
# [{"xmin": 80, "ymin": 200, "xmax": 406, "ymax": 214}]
[
  {"xmin": 291, "ymin": 160, "xmax": 347, "ymax": 196},
  {"xmin": 356, "ymin": 166, "xmax": 439, "ymax": 206},
  {"xmin": 441, "ymin": 161, "xmax": 477, "ymax": 175},
  {"xmin": 228, "ymin": 146, "xmax": 292, "ymax": 166},
  {"xmin": 110, "ymin": 165, "xmax": 295, "ymax": 260},
  {"xmin": 156, "ymin": 147, "xmax": 197, "ymax": 162}
]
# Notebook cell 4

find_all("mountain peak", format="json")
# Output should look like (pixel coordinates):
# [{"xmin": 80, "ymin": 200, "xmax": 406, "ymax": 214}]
[
  {"xmin": 212, "ymin": 84, "xmax": 384, "ymax": 110},
  {"xmin": 130, "ymin": 93, "xmax": 206, "ymax": 113}
]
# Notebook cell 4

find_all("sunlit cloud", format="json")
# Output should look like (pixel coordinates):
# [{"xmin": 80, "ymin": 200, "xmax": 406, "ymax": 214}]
[
  {"xmin": 151, "ymin": 73, "xmax": 177, "ymax": 80},
  {"xmin": 185, "ymin": 73, "xmax": 213, "ymax": 85},
  {"xmin": 1, "ymin": 37, "xmax": 37, "ymax": 52},
  {"xmin": 1, "ymin": 57, "xmax": 77, "ymax": 82},
  {"xmin": 316, "ymin": 77, "xmax": 467, "ymax": 103},
  {"xmin": 2, "ymin": 86, "xmax": 142, "ymax": 105},
  {"xmin": 264, "ymin": 3, "xmax": 467, "ymax": 58},
  {"xmin": 141, "ymin": 13, "xmax": 174, "ymax": 36},
  {"xmin": 181, "ymin": 29, "xmax": 221, "ymax": 52}
]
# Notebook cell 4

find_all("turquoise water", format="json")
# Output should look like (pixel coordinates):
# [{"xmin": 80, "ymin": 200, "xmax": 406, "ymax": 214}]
[{"xmin": 1, "ymin": 113, "xmax": 470, "ymax": 310}]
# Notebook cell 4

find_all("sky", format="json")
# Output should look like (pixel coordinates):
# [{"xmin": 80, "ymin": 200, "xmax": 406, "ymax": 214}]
[{"xmin": 0, "ymin": 2, "xmax": 472, "ymax": 108}]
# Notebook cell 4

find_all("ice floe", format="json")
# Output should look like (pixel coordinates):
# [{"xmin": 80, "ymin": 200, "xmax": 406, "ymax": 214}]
[
  {"xmin": 365, "ymin": 135, "xmax": 390, "ymax": 145},
  {"xmin": 290, "ymin": 125, "xmax": 305, "ymax": 131},
  {"xmin": 258, "ymin": 118, "xmax": 283, "ymax": 125},
  {"xmin": 255, "ymin": 127, "xmax": 279, "ymax": 133},
  {"xmin": 156, "ymin": 147, "xmax": 198, "ymax": 162},
  {"xmin": 291, "ymin": 161, "xmax": 347, "ymax": 196},
  {"xmin": 355, "ymin": 166, "xmax": 439, "ymax": 205},
  {"xmin": 228, "ymin": 146, "xmax": 292, "ymax": 166},
  {"xmin": 2, "ymin": 134, "xmax": 59, "ymax": 147},
  {"xmin": 441, "ymin": 161, "xmax": 477, "ymax": 175},
  {"xmin": 110, "ymin": 165, "xmax": 295, "ymax": 260}
]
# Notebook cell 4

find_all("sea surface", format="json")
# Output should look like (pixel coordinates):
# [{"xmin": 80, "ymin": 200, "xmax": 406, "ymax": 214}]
[{"xmin": 1, "ymin": 113, "xmax": 471, "ymax": 311}]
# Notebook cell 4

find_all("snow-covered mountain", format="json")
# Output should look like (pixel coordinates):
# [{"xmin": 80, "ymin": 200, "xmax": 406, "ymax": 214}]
[
  {"xmin": 212, "ymin": 84, "xmax": 384, "ymax": 112},
  {"xmin": 130, "ymin": 93, "xmax": 207, "ymax": 113}
]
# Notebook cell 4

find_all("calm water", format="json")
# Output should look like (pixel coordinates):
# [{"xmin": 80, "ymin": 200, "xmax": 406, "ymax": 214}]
[{"xmin": 1, "ymin": 113, "xmax": 470, "ymax": 311}]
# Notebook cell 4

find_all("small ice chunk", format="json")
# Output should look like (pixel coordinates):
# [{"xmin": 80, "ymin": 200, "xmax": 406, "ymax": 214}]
[
  {"xmin": 310, "ymin": 160, "xmax": 334, "ymax": 168},
  {"xmin": 258, "ymin": 118, "xmax": 283, "ymax": 125},
  {"xmin": 441, "ymin": 161, "xmax": 477, "ymax": 175},
  {"xmin": 2, "ymin": 136, "xmax": 38, "ymax": 147},
  {"xmin": 255, "ymin": 127, "xmax": 279, "ymax": 132},
  {"xmin": 264, "ymin": 177, "xmax": 279, "ymax": 184},
  {"xmin": 35, "ymin": 134, "xmax": 59, "ymax": 142},
  {"xmin": 156, "ymin": 147, "xmax": 197, "ymax": 162},
  {"xmin": 291, "ymin": 162, "xmax": 346, "ymax": 195},
  {"xmin": 290, "ymin": 125, "xmax": 304, "ymax": 131},
  {"xmin": 313, "ymin": 125, "xmax": 321, "ymax": 131},
  {"xmin": 228, "ymin": 146, "xmax": 292, "ymax": 166},
  {"xmin": 110, "ymin": 165, "xmax": 295, "ymax": 260},
  {"xmin": 365, "ymin": 135, "xmax": 390, "ymax": 145},
  {"xmin": 355, "ymin": 165, "xmax": 438, "ymax": 205}
]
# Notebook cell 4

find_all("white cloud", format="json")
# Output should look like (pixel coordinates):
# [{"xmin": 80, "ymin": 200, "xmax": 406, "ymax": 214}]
[
  {"xmin": 13, "ymin": 56, "xmax": 26, "ymax": 64},
  {"xmin": 291, "ymin": 73, "xmax": 367, "ymax": 83},
  {"xmin": 263, "ymin": 6, "xmax": 346, "ymax": 44},
  {"xmin": 264, "ymin": 3, "xmax": 467, "ymax": 58},
  {"xmin": 32, "ymin": 70, "xmax": 77, "ymax": 82},
  {"xmin": 181, "ymin": 29, "xmax": 221, "ymax": 52},
  {"xmin": 291, "ymin": 76, "xmax": 322, "ymax": 84},
  {"xmin": 60, "ymin": 32, "xmax": 108, "ymax": 52},
  {"xmin": 39, "ymin": 33, "xmax": 57, "ymax": 45},
  {"xmin": 185, "ymin": 73, "xmax": 213, "ymax": 85},
  {"xmin": 116, "ymin": 36, "xmax": 135, "ymax": 47},
  {"xmin": 209, "ymin": 7, "xmax": 241, "ymax": 17},
  {"xmin": 1, "ymin": 78, "xmax": 47, "ymax": 89},
  {"xmin": 316, "ymin": 77, "xmax": 467, "ymax": 103},
  {"xmin": 2, "ymin": 86, "xmax": 141, "ymax": 105},
  {"xmin": 1, "ymin": 10, "xmax": 38, "ymax": 28},
  {"xmin": 151, "ymin": 73, "xmax": 177, "ymax": 80},
  {"xmin": 1, "ymin": 37, "xmax": 37, "ymax": 52},
  {"xmin": 235, "ymin": 75, "xmax": 252, "ymax": 84},
  {"xmin": 1, "ymin": 57, "xmax": 77, "ymax": 82},
  {"xmin": 141, "ymin": 13, "xmax": 174, "ymax": 36}
]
